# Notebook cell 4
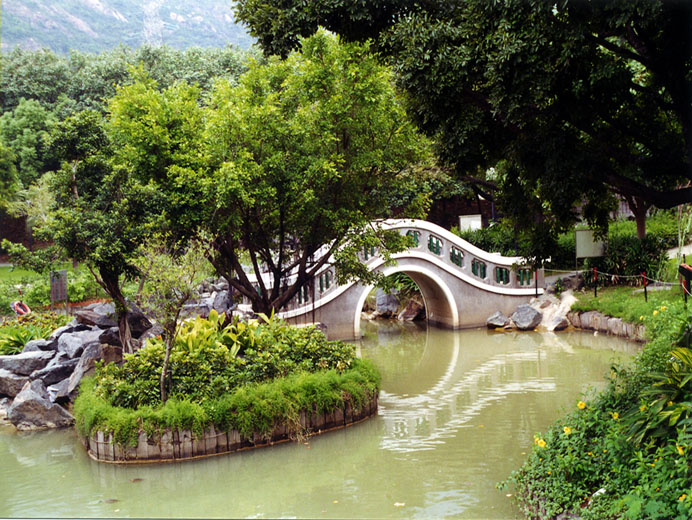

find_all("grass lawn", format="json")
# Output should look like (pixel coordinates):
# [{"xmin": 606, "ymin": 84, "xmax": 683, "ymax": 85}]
[
  {"xmin": 571, "ymin": 284, "xmax": 688, "ymax": 323},
  {"xmin": 0, "ymin": 265, "xmax": 41, "ymax": 282}
]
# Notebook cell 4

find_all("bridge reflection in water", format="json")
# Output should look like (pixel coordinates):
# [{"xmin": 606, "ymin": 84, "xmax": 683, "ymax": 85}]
[{"xmin": 360, "ymin": 322, "xmax": 640, "ymax": 454}]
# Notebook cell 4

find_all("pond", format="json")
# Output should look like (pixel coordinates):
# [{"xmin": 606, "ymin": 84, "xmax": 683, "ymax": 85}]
[{"xmin": 0, "ymin": 323, "xmax": 639, "ymax": 519}]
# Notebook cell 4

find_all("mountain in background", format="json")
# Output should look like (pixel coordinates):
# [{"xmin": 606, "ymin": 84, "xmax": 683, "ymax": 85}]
[{"xmin": 1, "ymin": 0, "xmax": 253, "ymax": 54}]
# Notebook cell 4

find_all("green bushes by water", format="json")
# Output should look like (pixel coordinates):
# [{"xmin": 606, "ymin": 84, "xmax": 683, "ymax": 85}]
[
  {"xmin": 507, "ymin": 293, "xmax": 692, "ymax": 518},
  {"xmin": 73, "ymin": 316, "xmax": 380, "ymax": 446}
]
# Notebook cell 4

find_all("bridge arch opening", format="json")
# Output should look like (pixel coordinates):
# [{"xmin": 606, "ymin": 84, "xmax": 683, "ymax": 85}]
[{"xmin": 353, "ymin": 264, "xmax": 460, "ymax": 336}]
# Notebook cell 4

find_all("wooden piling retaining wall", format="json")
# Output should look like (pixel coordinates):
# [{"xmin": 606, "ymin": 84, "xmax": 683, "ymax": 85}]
[{"xmin": 82, "ymin": 394, "xmax": 378, "ymax": 464}]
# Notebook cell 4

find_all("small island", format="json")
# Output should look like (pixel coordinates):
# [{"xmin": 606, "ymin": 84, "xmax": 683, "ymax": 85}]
[{"xmin": 74, "ymin": 311, "xmax": 380, "ymax": 463}]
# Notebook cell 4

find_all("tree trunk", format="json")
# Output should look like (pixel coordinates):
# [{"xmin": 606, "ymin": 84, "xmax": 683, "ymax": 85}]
[
  {"xmin": 625, "ymin": 196, "xmax": 650, "ymax": 240},
  {"xmin": 100, "ymin": 268, "xmax": 134, "ymax": 354},
  {"xmin": 160, "ymin": 337, "xmax": 173, "ymax": 403}
]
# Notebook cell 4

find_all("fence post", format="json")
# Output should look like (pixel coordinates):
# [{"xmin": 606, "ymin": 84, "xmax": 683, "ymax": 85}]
[
  {"xmin": 642, "ymin": 272, "xmax": 647, "ymax": 302},
  {"xmin": 593, "ymin": 267, "xmax": 597, "ymax": 298},
  {"xmin": 535, "ymin": 270, "xmax": 538, "ymax": 298}
]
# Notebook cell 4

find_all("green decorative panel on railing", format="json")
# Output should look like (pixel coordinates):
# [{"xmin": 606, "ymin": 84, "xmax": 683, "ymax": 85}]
[
  {"xmin": 297, "ymin": 284, "xmax": 310, "ymax": 304},
  {"xmin": 495, "ymin": 267, "xmax": 510, "ymax": 285},
  {"xmin": 517, "ymin": 269, "xmax": 533, "ymax": 286},
  {"xmin": 319, "ymin": 271, "xmax": 331, "ymax": 292},
  {"xmin": 407, "ymin": 230, "xmax": 420, "ymax": 247},
  {"xmin": 471, "ymin": 259, "xmax": 487, "ymax": 279},
  {"xmin": 364, "ymin": 246, "xmax": 376, "ymax": 260},
  {"xmin": 450, "ymin": 246, "xmax": 464, "ymax": 267},
  {"xmin": 428, "ymin": 235, "xmax": 442, "ymax": 255}
]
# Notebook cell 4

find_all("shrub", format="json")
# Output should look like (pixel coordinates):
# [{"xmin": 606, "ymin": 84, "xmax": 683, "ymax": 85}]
[
  {"xmin": 0, "ymin": 311, "xmax": 72, "ymax": 354},
  {"xmin": 508, "ymin": 301, "xmax": 692, "ymax": 519},
  {"xmin": 74, "ymin": 358, "xmax": 380, "ymax": 446},
  {"xmin": 90, "ymin": 315, "xmax": 358, "ymax": 409}
]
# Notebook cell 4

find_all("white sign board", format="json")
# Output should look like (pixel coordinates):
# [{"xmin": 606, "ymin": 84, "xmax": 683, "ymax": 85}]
[
  {"xmin": 458, "ymin": 214, "xmax": 483, "ymax": 232},
  {"xmin": 575, "ymin": 229, "xmax": 606, "ymax": 259}
]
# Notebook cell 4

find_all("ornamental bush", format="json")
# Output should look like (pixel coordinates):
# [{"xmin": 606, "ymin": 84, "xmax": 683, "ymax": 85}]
[
  {"xmin": 74, "ymin": 359, "xmax": 380, "ymax": 447},
  {"xmin": 89, "ymin": 315, "xmax": 360, "ymax": 409},
  {"xmin": 507, "ymin": 305, "xmax": 692, "ymax": 519}
]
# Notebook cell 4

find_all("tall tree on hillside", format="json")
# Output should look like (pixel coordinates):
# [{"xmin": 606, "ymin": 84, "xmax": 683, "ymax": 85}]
[
  {"xmin": 109, "ymin": 32, "xmax": 431, "ymax": 314},
  {"xmin": 234, "ymin": 0, "xmax": 692, "ymax": 245}
]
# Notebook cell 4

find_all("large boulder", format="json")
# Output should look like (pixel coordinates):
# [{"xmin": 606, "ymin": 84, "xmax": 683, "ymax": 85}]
[
  {"xmin": 75, "ymin": 309, "xmax": 117, "ymax": 329},
  {"xmin": 548, "ymin": 316, "xmax": 570, "ymax": 331},
  {"xmin": 66, "ymin": 343, "xmax": 104, "ymax": 397},
  {"xmin": 21, "ymin": 338, "xmax": 58, "ymax": 354},
  {"xmin": 125, "ymin": 305, "xmax": 152, "ymax": 338},
  {"xmin": 511, "ymin": 305, "xmax": 543, "ymax": 331},
  {"xmin": 486, "ymin": 311, "xmax": 510, "ymax": 329},
  {"xmin": 86, "ymin": 301, "xmax": 115, "ymax": 316},
  {"xmin": 375, "ymin": 289, "xmax": 400, "ymax": 318},
  {"xmin": 29, "ymin": 353, "xmax": 80, "ymax": 386},
  {"xmin": 57, "ymin": 328, "xmax": 102, "ymax": 359},
  {"xmin": 0, "ymin": 351, "xmax": 55, "ymax": 376},
  {"xmin": 8, "ymin": 379, "xmax": 74, "ymax": 430},
  {"xmin": 398, "ymin": 300, "xmax": 425, "ymax": 321},
  {"xmin": 212, "ymin": 290, "xmax": 232, "ymax": 314},
  {"xmin": 98, "ymin": 326, "xmax": 121, "ymax": 346},
  {"xmin": 0, "ymin": 369, "xmax": 30, "ymax": 397}
]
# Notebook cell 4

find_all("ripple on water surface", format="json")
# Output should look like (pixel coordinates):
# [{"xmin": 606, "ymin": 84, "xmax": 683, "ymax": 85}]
[{"xmin": 0, "ymin": 324, "xmax": 638, "ymax": 519}]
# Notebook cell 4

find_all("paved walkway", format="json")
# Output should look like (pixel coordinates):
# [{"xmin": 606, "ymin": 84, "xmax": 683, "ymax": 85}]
[{"xmin": 668, "ymin": 242, "xmax": 692, "ymax": 260}]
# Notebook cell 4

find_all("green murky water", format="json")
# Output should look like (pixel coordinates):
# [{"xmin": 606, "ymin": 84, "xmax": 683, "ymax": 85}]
[{"xmin": 0, "ymin": 324, "xmax": 638, "ymax": 519}]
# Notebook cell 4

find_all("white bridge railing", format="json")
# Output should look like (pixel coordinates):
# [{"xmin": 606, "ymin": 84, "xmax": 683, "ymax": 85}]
[{"xmin": 243, "ymin": 219, "xmax": 543, "ymax": 317}]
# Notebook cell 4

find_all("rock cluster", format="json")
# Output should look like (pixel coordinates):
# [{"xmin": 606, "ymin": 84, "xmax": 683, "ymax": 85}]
[
  {"xmin": 486, "ymin": 286, "xmax": 576, "ymax": 332},
  {"xmin": 0, "ymin": 301, "xmax": 151, "ymax": 431}
]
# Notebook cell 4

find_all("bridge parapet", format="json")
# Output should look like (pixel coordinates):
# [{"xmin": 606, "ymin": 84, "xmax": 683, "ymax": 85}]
[{"xmin": 270, "ymin": 219, "xmax": 543, "ymax": 320}]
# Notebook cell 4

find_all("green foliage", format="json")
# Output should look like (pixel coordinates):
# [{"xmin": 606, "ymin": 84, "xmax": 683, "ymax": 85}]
[
  {"xmin": 509, "ymin": 299, "xmax": 692, "ymax": 519},
  {"xmin": 0, "ymin": 98, "xmax": 57, "ymax": 187},
  {"xmin": 0, "ymin": 312, "xmax": 71, "ymax": 355},
  {"xmin": 90, "ymin": 315, "xmax": 358, "ymax": 409},
  {"xmin": 109, "ymin": 31, "xmax": 433, "ymax": 315},
  {"xmin": 236, "ymin": 0, "xmax": 692, "ymax": 261},
  {"xmin": 0, "ymin": 45, "xmax": 252, "ymax": 115},
  {"xmin": 74, "ymin": 355, "xmax": 379, "ymax": 447}
]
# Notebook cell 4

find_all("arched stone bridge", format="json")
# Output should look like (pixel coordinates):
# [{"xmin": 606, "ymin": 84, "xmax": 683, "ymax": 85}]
[{"xmin": 273, "ymin": 219, "xmax": 544, "ymax": 340}]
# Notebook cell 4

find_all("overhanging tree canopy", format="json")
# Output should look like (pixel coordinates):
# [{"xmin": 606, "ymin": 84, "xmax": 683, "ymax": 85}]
[
  {"xmin": 234, "ymin": 0, "xmax": 692, "ymax": 244},
  {"xmin": 109, "ymin": 32, "xmax": 431, "ymax": 314}
]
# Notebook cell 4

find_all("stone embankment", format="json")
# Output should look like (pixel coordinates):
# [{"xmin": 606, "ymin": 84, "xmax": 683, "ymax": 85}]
[
  {"xmin": 83, "ymin": 394, "xmax": 379, "ymax": 464},
  {"xmin": 0, "ymin": 302, "xmax": 149, "ymax": 430},
  {"xmin": 0, "ymin": 277, "xmax": 239, "ymax": 432},
  {"xmin": 485, "ymin": 272, "xmax": 645, "ymax": 343}
]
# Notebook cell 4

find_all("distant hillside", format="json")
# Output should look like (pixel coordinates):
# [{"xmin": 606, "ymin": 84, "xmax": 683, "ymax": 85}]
[{"xmin": 0, "ymin": 0, "xmax": 253, "ymax": 54}]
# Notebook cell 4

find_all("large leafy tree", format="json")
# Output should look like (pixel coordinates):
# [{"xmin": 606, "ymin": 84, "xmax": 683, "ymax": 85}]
[
  {"xmin": 47, "ymin": 111, "xmax": 161, "ymax": 353},
  {"xmin": 109, "ymin": 32, "xmax": 430, "ymax": 314},
  {"xmin": 234, "ymin": 0, "xmax": 692, "ymax": 245}
]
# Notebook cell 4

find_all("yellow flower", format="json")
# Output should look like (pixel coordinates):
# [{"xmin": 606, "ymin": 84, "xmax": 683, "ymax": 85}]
[
  {"xmin": 577, "ymin": 401, "xmax": 586, "ymax": 410},
  {"xmin": 547, "ymin": 471, "xmax": 551, "ymax": 475},
  {"xmin": 537, "ymin": 439, "xmax": 546, "ymax": 448},
  {"xmin": 611, "ymin": 411, "xmax": 620, "ymax": 420},
  {"xmin": 587, "ymin": 452, "xmax": 593, "ymax": 456},
  {"xmin": 668, "ymin": 400, "xmax": 674, "ymax": 407},
  {"xmin": 640, "ymin": 404, "xmax": 646, "ymax": 412},
  {"xmin": 653, "ymin": 310, "xmax": 659, "ymax": 316},
  {"xmin": 680, "ymin": 494, "xmax": 687, "ymax": 502},
  {"xmin": 563, "ymin": 426, "xmax": 572, "ymax": 435},
  {"xmin": 677, "ymin": 445, "xmax": 684, "ymax": 455},
  {"xmin": 639, "ymin": 315, "xmax": 644, "ymax": 321},
  {"xmin": 660, "ymin": 306, "xmax": 667, "ymax": 311}
]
